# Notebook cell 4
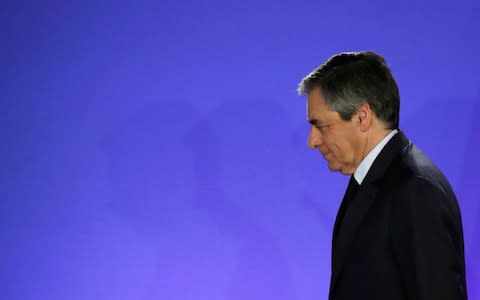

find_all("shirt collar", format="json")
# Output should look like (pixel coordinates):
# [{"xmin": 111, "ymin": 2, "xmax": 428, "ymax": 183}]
[{"xmin": 354, "ymin": 129, "xmax": 398, "ymax": 185}]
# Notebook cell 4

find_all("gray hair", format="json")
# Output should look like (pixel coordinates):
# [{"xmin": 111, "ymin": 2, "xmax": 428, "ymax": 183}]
[{"xmin": 297, "ymin": 51, "xmax": 400, "ymax": 129}]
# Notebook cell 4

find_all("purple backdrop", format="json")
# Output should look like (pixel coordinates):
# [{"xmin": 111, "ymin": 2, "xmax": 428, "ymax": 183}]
[{"xmin": 2, "ymin": 0, "xmax": 479, "ymax": 299}]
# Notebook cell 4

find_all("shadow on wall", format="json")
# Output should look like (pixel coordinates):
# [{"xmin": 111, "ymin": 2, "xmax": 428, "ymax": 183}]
[
  {"xmin": 100, "ymin": 98, "xmax": 300, "ymax": 299},
  {"xmin": 187, "ymin": 99, "xmax": 298, "ymax": 300},
  {"xmin": 101, "ymin": 101, "xmax": 198, "ymax": 236},
  {"xmin": 101, "ymin": 100, "xmax": 211, "ymax": 299}
]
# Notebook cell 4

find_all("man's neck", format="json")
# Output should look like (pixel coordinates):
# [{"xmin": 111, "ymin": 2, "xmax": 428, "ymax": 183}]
[
  {"xmin": 353, "ymin": 128, "xmax": 398, "ymax": 184},
  {"xmin": 363, "ymin": 128, "xmax": 393, "ymax": 158}
]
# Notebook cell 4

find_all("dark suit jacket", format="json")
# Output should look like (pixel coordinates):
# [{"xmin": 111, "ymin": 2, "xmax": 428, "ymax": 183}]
[{"xmin": 329, "ymin": 131, "xmax": 467, "ymax": 300}]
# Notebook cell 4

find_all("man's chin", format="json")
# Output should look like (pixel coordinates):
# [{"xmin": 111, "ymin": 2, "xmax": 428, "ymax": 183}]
[
  {"xmin": 339, "ymin": 169, "xmax": 354, "ymax": 175},
  {"xmin": 327, "ymin": 161, "xmax": 353, "ymax": 175},
  {"xmin": 326, "ymin": 161, "xmax": 340, "ymax": 172}
]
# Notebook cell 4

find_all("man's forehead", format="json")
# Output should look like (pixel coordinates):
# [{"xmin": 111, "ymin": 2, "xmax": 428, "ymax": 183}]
[
  {"xmin": 306, "ymin": 105, "xmax": 325, "ymax": 126},
  {"xmin": 306, "ymin": 90, "xmax": 339, "ymax": 124},
  {"xmin": 306, "ymin": 88, "xmax": 326, "ymax": 107},
  {"xmin": 306, "ymin": 90, "xmax": 325, "ymax": 115}
]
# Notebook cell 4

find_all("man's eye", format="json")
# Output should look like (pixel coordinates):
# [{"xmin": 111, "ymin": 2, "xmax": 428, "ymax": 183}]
[{"xmin": 316, "ymin": 125, "xmax": 329, "ymax": 133}]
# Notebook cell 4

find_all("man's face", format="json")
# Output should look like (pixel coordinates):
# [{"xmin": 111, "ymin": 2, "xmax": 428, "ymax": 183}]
[{"xmin": 306, "ymin": 88, "xmax": 363, "ymax": 175}]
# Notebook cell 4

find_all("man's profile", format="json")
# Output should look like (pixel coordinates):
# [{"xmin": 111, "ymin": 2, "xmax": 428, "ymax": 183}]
[{"xmin": 297, "ymin": 51, "xmax": 467, "ymax": 300}]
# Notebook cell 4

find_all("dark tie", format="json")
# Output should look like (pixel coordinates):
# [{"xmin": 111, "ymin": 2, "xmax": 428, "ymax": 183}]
[
  {"xmin": 333, "ymin": 175, "xmax": 360, "ymax": 241},
  {"xmin": 331, "ymin": 176, "xmax": 361, "ymax": 284}
]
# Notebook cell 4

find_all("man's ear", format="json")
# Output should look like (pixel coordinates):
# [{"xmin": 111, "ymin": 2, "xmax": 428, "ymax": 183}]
[{"xmin": 356, "ymin": 102, "xmax": 372, "ymax": 132}]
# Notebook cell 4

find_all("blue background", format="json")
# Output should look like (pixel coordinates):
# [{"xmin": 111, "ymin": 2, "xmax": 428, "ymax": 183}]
[{"xmin": 2, "ymin": 0, "xmax": 479, "ymax": 299}]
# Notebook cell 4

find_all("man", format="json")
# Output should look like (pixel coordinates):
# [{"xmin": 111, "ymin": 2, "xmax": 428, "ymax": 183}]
[{"xmin": 297, "ymin": 51, "xmax": 467, "ymax": 300}]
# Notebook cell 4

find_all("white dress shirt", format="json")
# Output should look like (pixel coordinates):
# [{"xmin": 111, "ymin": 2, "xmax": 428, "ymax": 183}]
[{"xmin": 353, "ymin": 129, "xmax": 398, "ymax": 185}]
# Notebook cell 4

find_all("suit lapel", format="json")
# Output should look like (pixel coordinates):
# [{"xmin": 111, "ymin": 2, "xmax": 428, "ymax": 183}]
[
  {"xmin": 330, "ymin": 131, "xmax": 411, "ymax": 290},
  {"xmin": 331, "ymin": 184, "xmax": 379, "ymax": 286},
  {"xmin": 332, "ymin": 176, "xmax": 358, "ymax": 246}
]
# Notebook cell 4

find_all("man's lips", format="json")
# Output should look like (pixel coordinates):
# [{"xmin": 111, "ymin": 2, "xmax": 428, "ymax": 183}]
[{"xmin": 321, "ymin": 152, "xmax": 330, "ymax": 158}]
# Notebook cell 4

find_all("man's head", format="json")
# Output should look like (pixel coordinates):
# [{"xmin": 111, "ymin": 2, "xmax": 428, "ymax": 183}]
[{"xmin": 297, "ymin": 51, "xmax": 400, "ymax": 174}]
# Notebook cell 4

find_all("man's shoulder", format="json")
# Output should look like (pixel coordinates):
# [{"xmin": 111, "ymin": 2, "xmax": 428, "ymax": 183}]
[
  {"xmin": 397, "ymin": 143, "xmax": 438, "ymax": 176},
  {"xmin": 385, "ymin": 142, "xmax": 455, "ymax": 199}
]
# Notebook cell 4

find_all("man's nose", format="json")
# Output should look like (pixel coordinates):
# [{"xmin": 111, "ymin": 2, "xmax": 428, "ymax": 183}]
[{"xmin": 307, "ymin": 127, "xmax": 323, "ymax": 149}]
